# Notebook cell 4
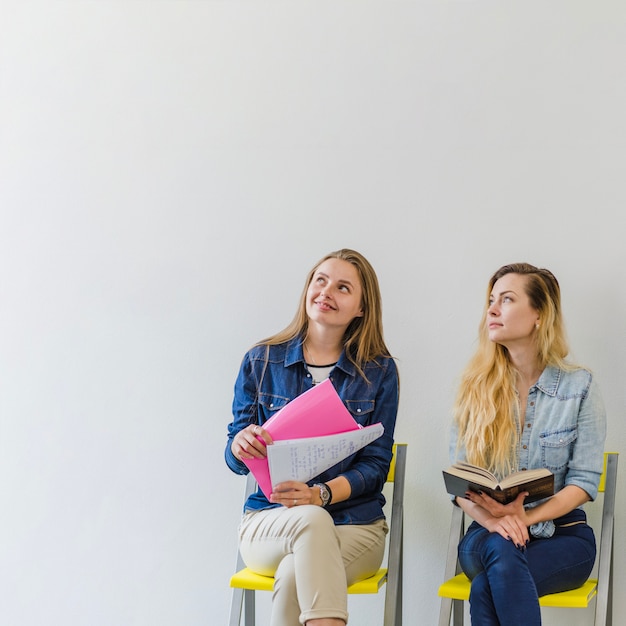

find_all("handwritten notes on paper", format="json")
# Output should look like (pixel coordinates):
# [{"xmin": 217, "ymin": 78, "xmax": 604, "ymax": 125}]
[{"xmin": 267, "ymin": 423, "xmax": 384, "ymax": 487}]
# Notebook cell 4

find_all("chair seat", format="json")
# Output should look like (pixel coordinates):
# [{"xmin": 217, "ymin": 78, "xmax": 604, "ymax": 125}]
[
  {"xmin": 230, "ymin": 568, "xmax": 274, "ymax": 592},
  {"xmin": 231, "ymin": 567, "xmax": 388, "ymax": 594},
  {"xmin": 438, "ymin": 573, "xmax": 598, "ymax": 608}
]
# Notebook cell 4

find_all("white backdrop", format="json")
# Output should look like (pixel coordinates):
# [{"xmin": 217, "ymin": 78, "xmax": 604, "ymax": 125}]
[{"xmin": 1, "ymin": 2, "xmax": 624, "ymax": 625}]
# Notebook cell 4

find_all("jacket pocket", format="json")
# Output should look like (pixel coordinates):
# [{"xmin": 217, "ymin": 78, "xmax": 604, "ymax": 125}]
[
  {"xmin": 539, "ymin": 427, "xmax": 577, "ymax": 471},
  {"xmin": 344, "ymin": 399, "xmax": 375, "ymax": 425},
  {"xmin": 257, "ymin": 393, "xmax": 290, "ymax": 421}
]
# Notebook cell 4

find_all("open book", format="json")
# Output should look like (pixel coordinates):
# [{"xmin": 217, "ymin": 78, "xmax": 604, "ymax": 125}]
[
  {"xmin": 442, "ymin": 461, "xmax": 554, "ymax": 505},
  {"xmin": 243, "ymin": 379, "xmax": 384, "ymax": 499}
]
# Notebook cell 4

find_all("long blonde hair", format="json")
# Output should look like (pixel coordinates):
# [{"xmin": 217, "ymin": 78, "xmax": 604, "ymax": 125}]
[
  {"xmin": 258, "ymin": 249, "xmax": 392, "ymax": 378},
  {"xmin": 454, "ymin": 263, "xmax": 572, "ymax": 474}
]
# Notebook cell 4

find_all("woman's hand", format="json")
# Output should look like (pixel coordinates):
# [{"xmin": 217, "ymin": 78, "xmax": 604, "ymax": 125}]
[
  {"xmin": 465, "ymin": 490, "xmax": 529, "ymax": 520},
  {"xmin": 231, "ymin": 424, "xmax": 273, "ymax": 461},
  {"xmin": 482, "ymin": 512, "xmax": 530, "ymax": 548},
  {"xmin": 462, "ymin": 491, "xmax": 531, "ymax": 548},
  {"xmin": 270, "ymin": 481, "xmax": 319, "ymax": 508}
]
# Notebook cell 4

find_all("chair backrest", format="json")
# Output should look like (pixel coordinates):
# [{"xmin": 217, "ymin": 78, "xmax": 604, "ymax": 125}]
[
  {"xmin": 387, "ymin": 446, "xmax": 398, "ymax": 482},
  {"xmin": 598, "ymin": 451, "xmax": 612, "ymax": 493}
]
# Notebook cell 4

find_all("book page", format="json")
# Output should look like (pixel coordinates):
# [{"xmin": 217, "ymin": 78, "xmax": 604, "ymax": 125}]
[
  {"xmin": 267, "ymin": 423, "xmax": 384, "ymax": 487},
  {"xmin": 499, "ymin": 467, "xmax": 552, "ymax": 488},
  {"xmin": 451, "ymin": 462, "xmax": 498, "ymax": 483},
  {"xmin": 444, "ymin": 467, "xmax": 497, "ymax": 489}
]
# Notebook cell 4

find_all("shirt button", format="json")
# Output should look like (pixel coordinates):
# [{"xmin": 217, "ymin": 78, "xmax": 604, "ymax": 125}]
[
  {"xmin": 269, "ymin": 403, "xmax": 274, "ymax": 408},
  {"xmin": 357, "ymin": 408, "xmax": 362, "ymax": 413},
  {"xmin": 527, "ymin": 423, "xmax": 532, "ymax": 428},
  {"xmin": 523, "ymin": 445, "xmax": 528, "ymax": 449},
  {"xmin": 530, "ymin": 401, "xmax": 535, "ymax": 406}
]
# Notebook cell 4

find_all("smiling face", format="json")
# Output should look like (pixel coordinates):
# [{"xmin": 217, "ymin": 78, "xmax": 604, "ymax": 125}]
[
  {"xmin": 487, "ymin": 272, "xmax": 540, "ymax": 349},
  {"xmin": 305, "ymin": 258, "xmax": 364, "ymax": 331}
]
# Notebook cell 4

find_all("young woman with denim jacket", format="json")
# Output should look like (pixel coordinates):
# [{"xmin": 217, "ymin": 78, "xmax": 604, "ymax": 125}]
[
  {"xmin": 450, "ymin": 263, "xmax": 606, "ymax": 626},
  {"xmin": 225, "ymin": 249, "xmax": 399, "ymax": 626}
]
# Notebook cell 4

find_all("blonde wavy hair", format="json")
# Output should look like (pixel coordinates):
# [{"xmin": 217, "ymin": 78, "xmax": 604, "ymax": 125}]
[
  {"xmin": 454, "ymin": 263, "xmax": 573, "ymax": 475},
  {"xmin": 257, "ymin": 249, "xmax": 392, "ymax": 380}
]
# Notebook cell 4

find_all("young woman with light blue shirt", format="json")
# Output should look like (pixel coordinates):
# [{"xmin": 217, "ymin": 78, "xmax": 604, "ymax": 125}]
[{"xmin": 450, "ymin": 263, "xmax": 606, "ymax": 626}]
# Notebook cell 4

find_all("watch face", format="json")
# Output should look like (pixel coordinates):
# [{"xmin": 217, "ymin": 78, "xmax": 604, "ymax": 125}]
[{"xmin": 320, "ymin": 484, "xmax": 330, "ymax": 506}]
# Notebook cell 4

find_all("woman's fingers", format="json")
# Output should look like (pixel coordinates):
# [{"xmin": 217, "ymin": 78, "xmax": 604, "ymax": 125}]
[
  {"xmin": 234, "ymin": 425, "xmax": 271, "ymax": 460},
  {"xmin": 269, "ymin": 481, "xmax": 315, "ymax": 507},
  {"xmin": 495, "ymin": 516, "xmax": 529, "ymax": 548}
]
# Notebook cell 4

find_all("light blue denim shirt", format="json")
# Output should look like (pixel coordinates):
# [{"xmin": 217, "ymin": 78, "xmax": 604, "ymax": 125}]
[
  {"xmin": 225, "ymin": 337, "xmax": 399, "ymax": 525},
  {"xmin": 450, "ymin": 366, "xmax": 607, "ymax": 537}
]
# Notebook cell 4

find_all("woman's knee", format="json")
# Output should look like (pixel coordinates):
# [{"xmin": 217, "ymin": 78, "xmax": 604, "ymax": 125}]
[
  {"xmin": 461, "ymin": 531, "xmax": 526, "ymax": 580},
  {"xmin": 291, "ymin": 506, "xmax": 337, "ymax": 539},
  {"xmin": 482, "ymin": 533, "xmax": 528, "ymax": 570}
]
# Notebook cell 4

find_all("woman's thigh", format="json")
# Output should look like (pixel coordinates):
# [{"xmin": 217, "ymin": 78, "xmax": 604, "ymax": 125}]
[
  {"xmin": 238, "ymin": 507, "xmax": 388, "ymax": 584},
  {"xmin": 526, "ymin": 522, "xmax": 596, "ymax": 595},
  {"xmin": 458, "ymin": 520, "xmax": 596, "ymax": 596},
  {"xmin": 336, "ymin": 519, "xmax": 388, "ymax": 585},
  {"xmin": 238, "ymin": 506, "xmax": 337, "ymax": 576}
]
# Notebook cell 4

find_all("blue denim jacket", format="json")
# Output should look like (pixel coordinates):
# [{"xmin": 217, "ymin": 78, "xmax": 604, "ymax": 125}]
[
  {"xmin": 225, "ymin": 337, "xmax": 399, "ymax": 525},
  {"xmin": 450, "ymin": 366, "xmax": 606, "ymax": 537}
]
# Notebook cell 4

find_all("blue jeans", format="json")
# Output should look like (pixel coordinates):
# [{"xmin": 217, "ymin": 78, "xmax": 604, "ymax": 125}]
[{"xmin": 458, "ymin": 509, "xmax": 596, "ymax": 626}]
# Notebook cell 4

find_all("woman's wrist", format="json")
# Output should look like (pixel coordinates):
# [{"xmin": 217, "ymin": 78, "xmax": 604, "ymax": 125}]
[{"xmin": 313, "ymin": 482, "xmax": 332, "ymax": 507}]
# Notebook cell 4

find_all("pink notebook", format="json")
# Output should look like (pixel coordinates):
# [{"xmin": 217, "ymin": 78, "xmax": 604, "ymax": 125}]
[{"xmin": 243, "ymin": 379, "xmax": 361, "ymax": 498}]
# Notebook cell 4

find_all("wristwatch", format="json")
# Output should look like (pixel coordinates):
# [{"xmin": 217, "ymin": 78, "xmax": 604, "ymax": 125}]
[{"xmin": 314, "ymin": 483, "xmax": 332, "ymax": 508}]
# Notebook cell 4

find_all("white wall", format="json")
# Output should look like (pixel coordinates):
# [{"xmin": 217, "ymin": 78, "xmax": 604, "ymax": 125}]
[{"xmin": 1, "ymin": 2, "xmax": 624, "ymax": 625}]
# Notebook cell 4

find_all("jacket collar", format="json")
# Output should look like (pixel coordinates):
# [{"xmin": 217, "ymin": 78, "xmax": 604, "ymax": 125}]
[
  {"xmin": 283, "ymin": 337, "xmax": 357, "ymax": 378},
  {"xmin": 535, "ymin": 366, "xmax": 561, "ymax": 397}
]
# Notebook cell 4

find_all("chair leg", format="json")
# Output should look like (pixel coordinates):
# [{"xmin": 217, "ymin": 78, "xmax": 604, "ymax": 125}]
[
  {"xmin": 606, "ymin": 560, "xmax": 612, "ymax": 626},
  {"xmin": 453, "ymin": 598, "xmax": 464, "ymax": 626},
  {"xmin": 228, "ymin": 587, "xmax": 244, "ymax": 626},
  {"xmin": 438, "ymin": 596, "xmax": 466, "ymax": 626},
  {"xmin": 227, "ymin": 587, "xmax": 256, "ymax": 626},
  {"xmin": 397, "ymin": 554, "xmax": 403, "ymax": 626},
  {"xmin": 595, "ymin": 547, "xmax": 613, "ymax": 626},
  {"xmin": 438, "ymin": 596, "xmax": 452, "ymax": 626},
  {"xmin": 383, "ymin": 522, "xmax": 403, "ymax": 626},
  {"xmin": 243, "ymin": 589, "xmax": 256, "ymax": 626}
]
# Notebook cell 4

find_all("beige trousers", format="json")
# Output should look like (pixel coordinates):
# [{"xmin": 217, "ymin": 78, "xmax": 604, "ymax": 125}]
[{"xmin": 239, "ymin": 505, "xmax": 388, "ymax": 626}]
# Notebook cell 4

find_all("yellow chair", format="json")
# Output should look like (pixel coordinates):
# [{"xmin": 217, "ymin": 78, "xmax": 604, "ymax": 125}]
[
  {"xmin": 229, "ymin": 443, "xmax": 407, "ymax": 626},
  {"xmin": 437, "ymin": 452, "xmax": 618, "ymax": 626}
]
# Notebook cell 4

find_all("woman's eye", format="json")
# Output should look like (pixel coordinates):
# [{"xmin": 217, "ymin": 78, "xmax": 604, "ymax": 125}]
[{"xmin": 339, "ymin": 285, "xmax": 349, "ymax": 292}]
